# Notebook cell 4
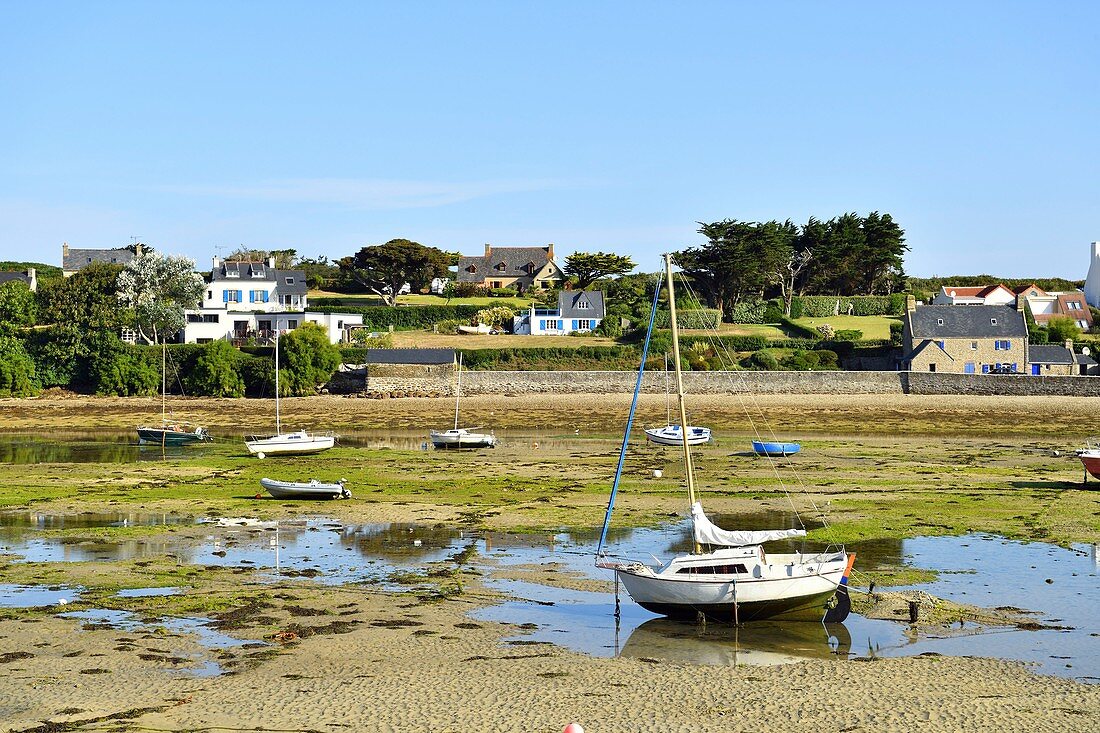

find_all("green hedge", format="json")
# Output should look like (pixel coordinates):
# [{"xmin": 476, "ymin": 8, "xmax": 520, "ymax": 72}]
[
  {"xmin": 791, "ymin": 294, "xmax": 907, "ymax": 317},
  {"xmin": 457, "ymin": 346, "xmax": 640, "ymax": 371},
  {"xmin": 654, "ymin": 309, "xmax": 722, "ymax": 329},
  {"xmin": 726, "ymin": 300, "xmax": 767, "ymax": 324},
  {"xmin": 779, "ymin": 317, "xmax": 820, "ymax": 339},
  {"xmin": 310, "ymin": 304, "xmax": 484, "ymax": 331}
]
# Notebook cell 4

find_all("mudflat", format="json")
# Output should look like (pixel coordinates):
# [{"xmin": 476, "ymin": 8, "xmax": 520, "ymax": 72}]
[{"xmin": 0, "ymin": 392, "xmax": 1098, "ymax": 732}]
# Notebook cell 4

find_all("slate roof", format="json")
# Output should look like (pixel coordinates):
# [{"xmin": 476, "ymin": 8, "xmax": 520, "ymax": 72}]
[
  {"xmin": 909, "ymin": 305, "xmax": 1027, "ymax": 338},
  {"xmin": 901, "ymin": 339, "xmax": 953, "ymax": 363},
  {"xmin": 63, "ymin": 247, "xmax": 134, "ymax": 271},
  {"xmin": 558, "ymin": 290, "xmax": 605, "ymax": 319},
  {"xmin": 1029, "ymin": 344, "xmax": 1075, "ymax": 365},
  {"xmin": 365, "ymin": 348, "xmax": 456, "ymax": 365},
  {"xmin": 211, "ymin": 262, "xmax": 308, "ymax": 295},
  {"xmin": 457, "ymin": 245, "xmax": 558, "ymax": 283},
  {"xmin": 0, "ymin": 272, "xmax": 32, "ymax": 286},
  {"xmin": 1077, "ymin": 353, "xmax": 1098, "ymax": 367}
]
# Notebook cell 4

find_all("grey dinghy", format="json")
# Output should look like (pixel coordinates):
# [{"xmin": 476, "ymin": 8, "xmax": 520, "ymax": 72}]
[{"xmin": 259, "ymin": 478, "xmax": 351, "ymax": 500}]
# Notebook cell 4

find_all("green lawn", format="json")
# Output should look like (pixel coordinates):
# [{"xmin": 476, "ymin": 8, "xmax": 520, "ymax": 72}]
[{"xmin": 789, "ymin": 315, "xmax": 901, "ymax": 340}]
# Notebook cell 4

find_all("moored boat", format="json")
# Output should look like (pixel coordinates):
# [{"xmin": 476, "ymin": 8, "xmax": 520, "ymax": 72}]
[
  {"xmin": 751, "ymin": 440, "xmax": 801, "ymax": 457},
  {"xmin": 597, "ymin": 253, "xmax": 853, "ymax": 623},
  {"xmin": 430, "ymin": 428, "xmax": 496, "ymax": 450},
  {"xmin": 138, "ymin": 424, "xmax": 210, "ymax": 446},
  {"xmin": 260, "ymin": 477, "xmax": 350, "ymax": 499},
  {"xmin": 1077, "ymin": 439, "xmax": 1100, "ymax": 482},
  {"xmin": 644, "ymin": 425, "xmax": 712, "ymax": 446}
]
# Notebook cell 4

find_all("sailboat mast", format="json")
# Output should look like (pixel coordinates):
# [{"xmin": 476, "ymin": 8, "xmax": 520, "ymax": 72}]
[
  {"xmin": 664, "ymin": 352, "xmax": 670, "ymax": 425},
  {"xmin": 663, "ymin": 253, "xmax": 700, "ymax": 553},
  {"xmin": 274, "ymin": 330, "xmax": 281, "ymax": 434},
  {"xmin": 161, "ymin": 340, "xmax": 166, "ymax": 422},
  {"xmin": 453, "ymin": 353, "xmax": 463, "ymax": 430}
]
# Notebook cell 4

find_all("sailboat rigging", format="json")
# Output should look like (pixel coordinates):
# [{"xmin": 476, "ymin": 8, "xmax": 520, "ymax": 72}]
[
  {"xmin": 598, "ymin": 254, "xmax": 854, "ymax": 623},
  {"xmin": 244, "ymin": 330, "xmax": 335, "ymax": 458},
  {"xmin": 136, "ymin": 341, "xmax": 210, "ymax": 446},
  {"xmin": 430, "ymin": 353, "xmax": 496, "ymax": 449}
]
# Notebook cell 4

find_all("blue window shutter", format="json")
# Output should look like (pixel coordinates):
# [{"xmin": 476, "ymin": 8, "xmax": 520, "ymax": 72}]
[
  {"xmin": 572, "ymin": 319, "xmax": 578, "ymax": 330},
  {"xmin": 982, "ymin": 364, "xmax": 990, "ymax": 374},
  {"xmin": 1005, "ymin": 341, "xmax": 1011, "ymax": 350},
  {"xmin": 994, "ymin": 341, "xmax": 999, "ymax": 350},
  {"xmin": 237, "ymin": 290, "xmax": 242, "ymax": 302},
  {"xmin": 222, "ymin": 289, "xmax": 228, "ymax": 303},
  {"xmin": 539, "ymin": 320, "xmax": 545, "ymax": 330},
  {"xmin": 249, "ymin": 291, "xmax": 255, "ymax": 303},
  {"xmin": 263, "ymin": 291, "xmax": 269, "ymax": 303},
  {"xmin": 937, "ymin": 340, "xmax": 944, "ymax": 349}
]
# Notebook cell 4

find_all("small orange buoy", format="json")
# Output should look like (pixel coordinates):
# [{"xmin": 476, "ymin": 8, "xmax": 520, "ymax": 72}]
[
  {"xmin": 254, "ymin": 493, "xmax": 263, "ymax": 499},
  {"xmin": 563, "ymin": 724, "xmax": 584, "ymax": 733}
]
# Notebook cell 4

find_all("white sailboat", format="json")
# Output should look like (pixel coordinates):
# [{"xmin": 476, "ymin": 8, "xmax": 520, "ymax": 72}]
[
  {"xmin": 430, "ymin": 353, "xmax": 496, "ymax": 449},
  {"xmin": 644, "ymin": 354, "xmax": 711, "ymax": 446},
  {"xmin": 137, "ymin": 341, "xmax": 210, "ymax": 446},
  {"xmin": 245, "ymin": 331, "xmax": 335, "ymax": 458},
  {"xmin": 598, "ymin": 254, "xmax": 854, "ymax": 623}
]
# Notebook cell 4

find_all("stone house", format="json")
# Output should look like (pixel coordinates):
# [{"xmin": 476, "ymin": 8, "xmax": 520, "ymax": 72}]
[
  {"xmin": 457, "ymin": 244, "xmax": 565, "ymax": 291},
  {"xmin": 901, "ymin": 304, "xmax": 1029, "ymax": 374},
  {"xmin": 1028, "ymin": 342, "xmax": 1079, "ymax": 376},
  {"xmin": 61, "ymin": 242, "xmax": 137, "ymax": 277},
  {"xmin": 0, "ymin": 268, "xmax": 37, "ymax": 292}
]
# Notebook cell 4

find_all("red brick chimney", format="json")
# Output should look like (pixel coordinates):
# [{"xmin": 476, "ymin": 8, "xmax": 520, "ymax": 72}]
[{"xmin": 547, "ymin": 242, "xmax": 555, "ymax": 260}]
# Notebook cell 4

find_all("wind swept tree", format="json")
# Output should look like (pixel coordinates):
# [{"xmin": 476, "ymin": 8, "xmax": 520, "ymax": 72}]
[
  {"xmin": 564, "ymin": 252, "xmax": 636, "ymax": 289},
  {"xmin": 337, "ymin": 239, "xmax": 455, "ymax": 306},
  {"xmin": 675, "ymin": 219, "xmax": 796, "ymax": 315},
  {"xmin": 117, "ymin": 251, "xmax": 205, "ymax": 344},
  {"xmin": 773, "ymin": 248, "xmax": 813, "ymax": 317}
]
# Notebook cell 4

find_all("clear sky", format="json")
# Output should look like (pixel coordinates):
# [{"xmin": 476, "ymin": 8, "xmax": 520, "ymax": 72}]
[{"xmin": 1, "ymin": 2, "xmax": 1097, "ymax": 278}]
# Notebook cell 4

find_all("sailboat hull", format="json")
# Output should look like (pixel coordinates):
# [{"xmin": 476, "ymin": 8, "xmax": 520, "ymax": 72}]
[
  {"xmin": 614, "ymin": 551, "xmax": 849, "ymax": 623},
  {"xmin": 430, "ymin": 430, "xmax": 496, "ymax": 449},
  {"xmin": 137, "ymin": 428, "xmax": 207, "ymax": 446},
  {"xmin": 245, "ymin": 433, "xmax": 335, "ymax": 456}
]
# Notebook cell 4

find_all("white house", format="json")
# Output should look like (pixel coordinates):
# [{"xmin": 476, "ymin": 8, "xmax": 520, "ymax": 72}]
[
  {"xmin": 513, "ymin": 290, "xmax": 605, "ymax": 335},
  {"xmin": 182, "ymin": 256, "xmax": 361, "ymax": 344},
  {"xmin": 932, "ymin": 284, "xmax": 1016, "ymax": 306}
]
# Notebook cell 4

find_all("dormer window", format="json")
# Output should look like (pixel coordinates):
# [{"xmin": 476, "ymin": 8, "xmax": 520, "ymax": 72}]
[
  {"xmin": 495, "ymin": 262, "xmax": 507, "ymax": 271},
  {"xmin": 990, "ymin": 318, "xmax": 997, "ymax": 325},
  {"xmin": 937, "ymin": 318, "xmax": 944, "ymax": 326},
  {"xmin": 525, "ymin": 261, "xmax": 536, "ymax": 274},
  {"xmin": 466, "ymin": 265, "xmax": 477, "ymax": 274},
  {"xmin": 285, "ymin": 277, "xmax": 294, "ymax": 285},
  {"xmin": 578, "ymin": 300, "xmax": 590, "ymax": 309}
]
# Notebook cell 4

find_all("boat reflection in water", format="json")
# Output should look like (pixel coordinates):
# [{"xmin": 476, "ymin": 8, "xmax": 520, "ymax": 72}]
[{"xmin": 619, "ymin": 618, "xmax": 851, "ymax": 666}]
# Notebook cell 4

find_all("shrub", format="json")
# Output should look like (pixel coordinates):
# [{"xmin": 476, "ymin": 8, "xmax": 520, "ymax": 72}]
[
  {"xmin": 833, "ymin": 329, "xmax": 863, "ymax": 341},
  {"xmin": 1047, "ymin": 316, "xmax": 1081, "ymax": 343},
  {"xmin": 278, "ymin": 323, "xmax": 341, "ymax": 396},
  {"xmin": 0, "ymin": 281, "xmax": 37, "ymax": 327},
  {"xmin": 889, "ymin": 321, "xmax": 903, "ymax": 347},
  {"xmin": 813, "ymin": 349, "xmax": 839, "ymax": 369},
  {"xmin": 310, "ymin": 304, "xmax": 483, "ymax": 331},
  {"xmin": 444, "ymin": 282, "xmax": 490, "ymax": 298},
  {"xmin": 240, "ymin": 352, "xmax": 275, "ymax": 397},
  {"xmin": 0, "ymin": 334, "xmax": 38, "ymax": 396},
  {"xmin": 489, "ymin": 287, "xmax": 518, "ymax": 298},
  {"xmin": 780, "ymin": 350, "xmax": 821, "ymax": 370},
  {"xmin": 792, "ymin": 295, "xmax": 903, "ymax": 317},
  {"xmin": 745, "ymin": 349, "xmax": 779, "ymax": 371},
  {"xmin": 816, "ymin": 324, "xmax": 836, "ymax": 339},
  {"xmin": 186, "ymin": 340, "xmax": 245, "ymax": 397},
  {"xmin": 726, "ymin": 300, "xmax": 767, "ymax": 325},
  {"xmin": 779, "ymin": 318, "xmax": 820, "ymax": 339},
  {"xmin": 595, "ymin": 317, "xmax": 623, "ymax": 338},
  {"xmin": 88, "ymin": 335, "xmax": 159, "ymax": 396},
  {"xmin": 475, "ymin": 306, "xmax": 514, "ymax": 329},
  {"xmin": 762, "ymin": 299, "xmax": 785, "ymax": 324}
]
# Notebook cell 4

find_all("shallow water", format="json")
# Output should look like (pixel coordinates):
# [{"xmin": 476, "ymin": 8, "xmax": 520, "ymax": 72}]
[
  {"xmin": 0, "ymin": 583, "xmax": 81, "ymax": 607},
  {"xmin": 2, "ymin": 508, "xmax": 1097, "ymax": 681},
  {"xmin": 0, "ymin": 434, "xmax": 211, "ymax": 464}
]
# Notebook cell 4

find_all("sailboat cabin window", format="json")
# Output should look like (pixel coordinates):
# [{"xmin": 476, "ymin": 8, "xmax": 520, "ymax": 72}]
[{"xmin": 676, "ymin": 564, "xmax": 748, "ymax": 575}]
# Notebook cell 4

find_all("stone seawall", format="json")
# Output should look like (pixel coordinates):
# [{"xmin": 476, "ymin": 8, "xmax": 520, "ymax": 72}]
[
  {"xmin": 905, "ymin": 372, "xmax": 1100, "ymax": 397},
  {"xmin": 460, "ymin": 370, "xmax": 904, "ymax": 395}
]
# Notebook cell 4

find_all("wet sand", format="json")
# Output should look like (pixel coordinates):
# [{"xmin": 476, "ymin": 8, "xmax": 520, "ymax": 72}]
[{"xmin": 2, "ymin": 392, "xmax": 1100, "ymax": 730}]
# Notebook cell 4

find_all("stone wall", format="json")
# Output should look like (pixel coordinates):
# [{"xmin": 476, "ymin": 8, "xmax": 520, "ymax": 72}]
[
  {"xmin": 905, "ymin": 372, "xmax": 1100, "ymax": 396},
  {"xmin": 460, "ymin": 370, "xmax": 904, "ymax": 395},
  {"xmin": 362, "ymin": 363, "xmax": 456, "ymax": 397}
]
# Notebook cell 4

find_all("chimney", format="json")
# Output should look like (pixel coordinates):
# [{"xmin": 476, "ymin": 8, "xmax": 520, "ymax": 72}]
[
  {"xmin": 213, "ymin": 255, "xmax": 222, "ymax": 270},
  {"xmin": 268, "ymin": 255, "xmax": 275, "ymax": 268},
  {"xmin": 1066, "ymin": 339, "xmax": 1074, "ymax": 352},
  {"xmin": 27, "ymin": 268, "xmax": 36, "ymax": 293},
  {"xmin": 906, "ymin": 294, "xmax": 916, "ymax": 313},
  {"xmin": 62, "ymin": 242, "xmax": 69, "ymax": 260},
  {"xmin": 484, "ymin": 243, "xmax": 492, "ymax": 257},
  {"xmin": 134, "ymin": 242, "xmax": 143, "ymax": 256},
  {"xmin": 547, "ymin": 242, "xmax": 555, "ymax": 260}
]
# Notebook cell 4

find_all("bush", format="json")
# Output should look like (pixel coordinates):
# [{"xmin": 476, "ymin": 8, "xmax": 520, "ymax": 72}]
[
  {"xmin": 889, "ymin": 321, "xmax": 903, "ymax": 347},
  {"xmin": 240, "ymin": 353, "xmax": 275, "ymax": 397},
  {"xmin": 0, "ymin": 334, "xmax": 38, "ymax": 396},
  {"xmin": 278, "ymin": 323, "xmax": 341, "ymax": 396},
  {"xmin": 780, "ymin": 350, "xmax": 821, "ymax": 370},
  {"xmin": 834, "ymin": 329, "xmax": 863, "ymax": 341},
  {"xmin": 726, "ymin": 300, "xmax": 767, "ymax": 325},
  {"xmin": 762, "ymin": 299, "xmax": 785, "ymax": 324},
  {"xmin": 1047, "ymin": 316, "xmax": 1081, "ymax": 343},
  {"xmin": 186, "ymin": 340, "xmax": 245, "ymax": 397},
  {"xmin": 0, "ymin": 281, "xmax": 37, "ymax": 327},
  {"xmin": 444, "ymin": 282, "xmax": 490, "ymax": 298},
  {"xmin": 88, "ymin": 335, "xmax": 159, "ymax": 397},
  {"xmin": 779, "ymin": 318, "xmax": 820, "ymax": 339},
  {"xmin": 745, "ymin": 349, "xmax": 779, "ymax": 371},
  {"xmin": 595, "ymin": 317, "xmax": 623, "ymax": 338},
  {"xmin": 816, "ymin": 324, "xmax": 836, "ymax": 339},
  {"xmin": 489, "ymin": 287, "xmax": 518, "ymax": 298},
  {"xmin": 814, "ymin": 349, "xmax": 839, "ymax": 369},
  {"xmin": 475, "ymin": 306, "xmax": 514, "ymax": 329},
  {"xmin": 654, "ymin": 309, "xmax": 721, "ymax": 329}
]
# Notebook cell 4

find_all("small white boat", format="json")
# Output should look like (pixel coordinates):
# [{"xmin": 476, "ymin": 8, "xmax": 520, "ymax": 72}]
[
  {"xmin": 246, "ymin": 430, "xmax": 335, "ymax": 457},
  {"xmin": 430, "ymin": 428, "xmax": 497, "ymax": 450},
  {"xmin": 260, "ymin": 477, "xmax": 350, "ymax": 500},
  {"xmin": 644, "ymin": 424, "xmax": 712, "ymax": 446},
  {"xmin": 430, "ymin": 353, "xmax": 496, "ymax": 450},
  {"xmin": 244, "ymin": 330, "xmax": 335, "ymax": 458}
]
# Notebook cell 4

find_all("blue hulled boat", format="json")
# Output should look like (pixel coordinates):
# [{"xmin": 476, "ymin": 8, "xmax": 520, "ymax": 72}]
[{"xmin": 751, "ymin": 440, "xmax": 801, "ymax": 457}]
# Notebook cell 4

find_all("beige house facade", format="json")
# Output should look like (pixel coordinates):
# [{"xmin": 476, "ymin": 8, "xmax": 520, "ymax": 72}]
[
  {"xmin": 457, "ymin": 243, "xmax": 565, "ymax": 291},
  {"xmin": 901, "ymin": 304, "xmax": 1029, "ymax": 374}
]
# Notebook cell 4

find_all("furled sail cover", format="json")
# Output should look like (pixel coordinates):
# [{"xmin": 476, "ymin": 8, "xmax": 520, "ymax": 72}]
[{"xmin": 691, "ymin": 502, "xmax": 806, "ymax": 546}]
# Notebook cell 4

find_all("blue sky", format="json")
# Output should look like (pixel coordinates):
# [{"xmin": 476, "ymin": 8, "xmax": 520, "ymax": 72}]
[{"xmin": 1, "ymin": 2, "xmax": 1097, "ymax": 278}]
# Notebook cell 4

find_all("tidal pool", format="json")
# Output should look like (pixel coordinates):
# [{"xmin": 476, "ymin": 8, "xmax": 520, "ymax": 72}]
[
  {"xmin": 0, "ymin": 583, "xmax": 81, "ymax": 607},
  {"xmin": 0, "ymin": 434, "xmax": 211, "ymax": 464}
]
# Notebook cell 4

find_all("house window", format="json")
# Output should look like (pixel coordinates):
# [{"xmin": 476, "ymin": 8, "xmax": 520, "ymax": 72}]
[
  {"xmin": 197, "ymin": 338, "xmax": 212, "ymax": 344},
  {"xmin": 971, "ymin": 341, "xmax": 978, "ymax": 350},
  {"xmin": 577, "ymin": 300, "xmax": 590, "ymax": 309},
  {"xmin": 545, "ymin": 319, "xmax": 560, "ymax": 330},
  {"xmin": 285, "ymin": 277, "xmax": 294, "ymax": 285},
  {"xmin": 202, "ymin": 314, "xmax": 219, "ymax": 323},
  {"xmin": 578, "ymin": 319, "xmax": 593, "ymax": 330},
  {"xmin": 929, "ymin": 364, "xmax": 936, "ymax": 372},
  {"xmin": 964, "ymin": 362, "xmax": 975, "ymax": 374},
  {"xmin": 207, "ymin": 290, "xmax": 212, "ymax": 299},
  {"xmin": 287, "ymin": 320, "xmax": 298, "ymax": 329},
  {"xmin": 990, "ymin": 318, "xmax": 997, "ymax": 325},
  {"xmin": 491, "ymin": 281, "xmax": 502, "ymax": 289},
  {"xmin": 1079, "ymin": 320, "xmax": 1089, "ymax": 329},
  {"xmin": 982, "ymin": 364, "xmax": 990, "ymax": 374},
  {"xmin": 937, "ymin": 318, "xmax": 944, "ymax": 326},
  {"xmin": 258, "ymin": 320, "xmax": 271, "ymax": 331},
  {"xmin": 495, "ymin": 262, "xmax": 506, "ymax": 271},
  {"xmin": 186, "ymin": 314, "xmax": 202, "ymax": 323},
  {"xmin": 250, "ymin": 289, "xmax": 267, "ymax": 303},
  {"xmin": 224, "ymin": 290, "xmax": 241, "ymax": 303},
  {"xmin": 466, "ymin": 265, "xmax": 477, "ymax": 273},
  {"xmin": 1068, "ymin": 302, "xmax": 1081, "ymax": 311}
]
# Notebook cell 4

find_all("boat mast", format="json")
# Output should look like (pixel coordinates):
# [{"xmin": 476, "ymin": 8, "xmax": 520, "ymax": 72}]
[
  {"xmin": 664, "ymin": 352, "xmax": 670, "ymax": 426},
  {"xmin": 161, "ymin": 340, "xmax": 167, "ymax": 422},
  {"xmin": 274, "ymin": 330, "xmax": 281, "ymax": 434},
  {"xmin": 663, "ymin": 253, "xmax": 700, "ymax": 554},
  {"xmin": 453, "ymin": 352, "xmax": 463, "ymax": 430}
]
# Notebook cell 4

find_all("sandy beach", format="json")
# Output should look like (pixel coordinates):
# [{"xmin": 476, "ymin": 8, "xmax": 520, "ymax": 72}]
[{"xmin": 0, "ymin": 392, "xmax": 1099, "ymax": 731}]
